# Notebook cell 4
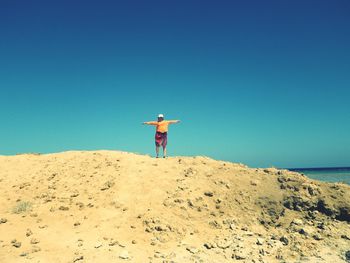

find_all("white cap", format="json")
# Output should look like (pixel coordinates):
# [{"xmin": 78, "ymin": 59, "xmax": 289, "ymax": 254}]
[{"xmin": 158, "ymin": 114, "xmax": 164, "ymax": 118}]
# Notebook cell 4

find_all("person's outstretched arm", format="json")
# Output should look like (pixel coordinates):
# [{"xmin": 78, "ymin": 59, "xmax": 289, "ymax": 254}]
[
  {"xmin": 167, "ymin": 120, "xmax": 180, "ymax": 124},
  {"xmin": 142, "ymin": 121, "xmax": 158, "ymax": 125}
]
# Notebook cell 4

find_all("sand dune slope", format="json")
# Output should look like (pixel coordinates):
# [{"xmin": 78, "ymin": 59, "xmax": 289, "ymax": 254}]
[{"xmin": 0, "ymin": 151, "xmax": 349, "ymax": 263}]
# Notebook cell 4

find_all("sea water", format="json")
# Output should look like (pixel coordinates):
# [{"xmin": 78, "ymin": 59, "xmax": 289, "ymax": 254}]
[{"xmin": 288, "ymin": 167, "xmax": 350, "ymax": 185}]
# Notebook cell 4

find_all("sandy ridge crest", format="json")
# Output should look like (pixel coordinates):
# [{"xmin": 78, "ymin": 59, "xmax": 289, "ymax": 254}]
[{"xmin": 0, "ymin": 151, "xmax": 349, "ymax": 262}]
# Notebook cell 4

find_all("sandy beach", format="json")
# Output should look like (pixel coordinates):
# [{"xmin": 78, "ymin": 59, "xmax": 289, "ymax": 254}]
[{"xmin": 0, "ymin": 151, "xmax": 349, "ymax": 262}]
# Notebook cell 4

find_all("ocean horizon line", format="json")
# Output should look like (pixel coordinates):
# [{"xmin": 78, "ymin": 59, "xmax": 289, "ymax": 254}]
[{"xmin": 286, "ymin": 166, "xmax": 350, "ymax": 171}]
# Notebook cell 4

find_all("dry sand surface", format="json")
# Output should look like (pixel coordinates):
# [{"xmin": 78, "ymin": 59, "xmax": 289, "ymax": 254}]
[{"xmin": 0, "ymin": 151, "xmax": 349, "ymax": 263}]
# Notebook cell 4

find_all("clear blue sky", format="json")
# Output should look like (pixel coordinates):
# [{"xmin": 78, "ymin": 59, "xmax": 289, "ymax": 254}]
[{"xmin": 1, "ymin": 0, "xmax": 349, "ymax": 168}]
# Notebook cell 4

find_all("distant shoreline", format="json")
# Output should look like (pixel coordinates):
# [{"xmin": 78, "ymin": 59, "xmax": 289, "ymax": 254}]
[
  {"xmin": 287, "ymin": 167, "xmax": 350, "ymax": 172},
  {"xmin": 287, "ymin": 166, "xmax": 350, "ymax": 185}
]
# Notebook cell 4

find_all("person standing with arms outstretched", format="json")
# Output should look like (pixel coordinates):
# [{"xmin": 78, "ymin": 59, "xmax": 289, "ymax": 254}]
[{"xmin": 142, "ymin": 114, "xmax": 180, "ymax": 158}]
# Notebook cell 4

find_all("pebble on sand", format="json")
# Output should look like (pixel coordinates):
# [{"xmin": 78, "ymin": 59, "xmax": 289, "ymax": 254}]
[
  {"xmin": 233, "ymin": 251, "xmax": 247, "ymax": 260},
  {"xmin": 12, "ymin": 241, "xmax": 22, "ymax": 248},
  {"xmin": 256, "ymin": 238, "xmax": 264, "ymax": 245},
  {"xmin": 19, "ymin": 252, "xmax": 28, "ymax": 257},
  {"xmin": 26, "ymin": 229, "xmax": 33, "ymax": 237},
  {"xmin": 204, "ymin": 191, "xmax": 214, "ymax": 197},
  {"xmin": 73, "ymin": 255, "xmax": 84, "ymax": 262},
  {"xmin": 119, "ymin": 250, "xmax": 129, "ymax": 259},
  {"xmin": 186, "ymin": 246, "xmax": 199, "ymax": 254},
  {"xmin": 94, "ymin": 242, "xmax": 103, "ymax": 248},
  {"xmin": 280, "ymin": 236, "xmax": 289, "ymax": 246},
  {"xmin": 345, "ymin": 250, "xmax": 350, "ymax": 261},
  {"xmin": 30, "ymin": 238, "xmax": 40, "ymax": 244}
]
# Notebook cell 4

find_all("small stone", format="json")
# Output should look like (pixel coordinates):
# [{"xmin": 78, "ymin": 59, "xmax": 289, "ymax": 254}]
[
  {"xmin": 345, "ymin": 250, "xmax": 350, "ymax": 261},
  {"xmin": 119, "ymin": 250, "xmax": 129, "ymax": 259},
  {"xmin": 270, "ymin": 234, "xmax": 278, "ymax": 240},
  {"xmin": 186, "ymin": 246, "xmax": 199, "ymax": 254},
  {"xmin": 341, "ymin": 234, "xmax": 350, "ymax": 240},
  {"xmin": 154, "ymin": 251, "xmax": 166, "ymax": 258},
  {"xmin": 31, "ymin": 246, "xmax": 41, "ymax": 253},
  {"xmin": 204, "ymin": 242, "xmax": 214, "ymax": 249},
  {"xmin": 216, "ymin": 239, "xmax": 232, "ymax": 249},
  {"xmin": 0, "ymin": 218, "xmax": 7, "ymax": 224},
  {"xmin": 74, "ymin": 222, "xmax": 81, "ymax": 226},
  {"xmin": 234, "ymin": 251, "xmax": 247, "ymax": 260},
  {"xmin": 230, "ymin": 223, "xmax": 235, "ymax": 230},
  {"xmin": 71, "ymin": 192, "xmax": 79, "ymax": 198},
  {"xmin": 59, "ymin": 206, "xmax": 69, "ymax": 211},
  {"xmin": 292, "ymin": 218, "xmax": 303, "ymax": 225},
  {"xmin": 26, "ymin": 229, "xmax": 33, "ymax": 237},
  {"xmin": 276, "ymin": 250, "xmax": 284, "ymax": 260},
  {"xmin": 204, "ymin": 191, "xmax": 214, "ymax": 197},
  {"xmin": 245, "ymin": 231, "xmax": 254, "ymax": 236},
  {"xmin": 241, "ymin": 226, "xmax": 248, "ymax": 231},
  {"xmin": 250, "ymin": 180, "xmax": 258, "ymax": 186},
  {"xmin": 299, "ymin": 228, "xmax": 308, "ymax": 236},
  {"xmin": 280, "ymin": 236, "xmax": 289, "ymax": 245},
  {"xmin": 155, "ymin": 225, "xmax": 167, "ymax": 231},
  {"xmin": 94, "ymin": 242, "xmax": 103, "ymax": 248},
  {"xmin": 101, "ymin": 181, "xmax": 114, "ymax": 191},
  {"xmin": 313, "ymin": 234, "xmax": 323, "ymax": 241},
  {"xmin": 256, "ymin": 238, "xmax": 264, "ymax": 245},
  {"xmin": 108, "ymin": 240, "xmax": 118, "ymax": 246},
  {"xmin": 30, "ymin": 238, "xmax": 40, "ymax": 244},
  {"xmin": 73, "ymin": 255, "xmax": 84, "ymax": 262},
  {"xmin": 19, "ymin": 252, "xmax": 28, "ymax": 257},
  {"xmin": 13, "ymin": 241, "xmax": 22, "ymax": 248},
  {"xmin": 209, "ymin": 220, "xmax": 222, "ymax": 229},
  {"xmin": 117, "ymin": 241, "xmax": 126, "ymax": 248},
  {"xmin": 132, "ymin": 240, "xmax": 137, "ymax": 244}
]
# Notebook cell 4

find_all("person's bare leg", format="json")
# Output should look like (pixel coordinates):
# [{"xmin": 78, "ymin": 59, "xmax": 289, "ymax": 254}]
[
  {"xmin": 156, "ymin": 146, "xmax": 160, "ymax": 158},
  {"xmin": 163, "ymin": 147, "xmax": 167, "ymax": 158}
]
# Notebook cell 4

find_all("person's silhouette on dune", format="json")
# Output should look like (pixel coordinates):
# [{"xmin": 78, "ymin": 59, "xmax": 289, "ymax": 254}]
[{"xmin": 142, "ymin": 114, "xmax": 180, "ymax": 158}]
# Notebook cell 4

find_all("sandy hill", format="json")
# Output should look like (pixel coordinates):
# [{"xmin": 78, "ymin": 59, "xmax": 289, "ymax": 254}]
[{"xmin": 0, "ymin": 151, "xmax": 349, "ymax": 263}]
